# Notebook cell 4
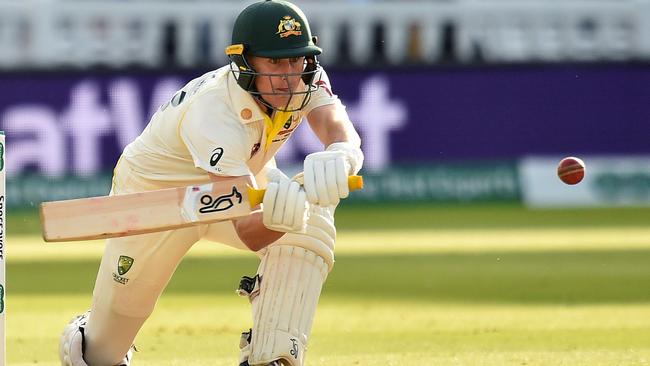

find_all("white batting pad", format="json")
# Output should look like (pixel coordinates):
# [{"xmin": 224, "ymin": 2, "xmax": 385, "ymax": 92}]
[{"xmin": 247, "ymin": 245, "xmax": 329, "ymax": 366}]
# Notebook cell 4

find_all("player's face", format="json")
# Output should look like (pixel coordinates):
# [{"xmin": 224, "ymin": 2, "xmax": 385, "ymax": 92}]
[{"xmin": 249, "ymin": 56, "xmax": 306, "ymax": 110}]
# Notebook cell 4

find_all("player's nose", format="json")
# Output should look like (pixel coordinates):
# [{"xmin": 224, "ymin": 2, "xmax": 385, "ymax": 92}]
[{"xmin": 276, "ymin": 59, "xmax": 292, "ymax": 73}]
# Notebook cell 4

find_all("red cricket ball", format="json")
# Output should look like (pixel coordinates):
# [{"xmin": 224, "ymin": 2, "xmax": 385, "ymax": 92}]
[{"xmin": 557, "ymin": 157, "xmax": 586, "ymax": 185}]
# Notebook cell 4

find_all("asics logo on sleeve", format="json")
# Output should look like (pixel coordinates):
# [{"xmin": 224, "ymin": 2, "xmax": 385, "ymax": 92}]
[{"xmin": 210, "ymin": 147, "xmax": 224, "ymax": 167}]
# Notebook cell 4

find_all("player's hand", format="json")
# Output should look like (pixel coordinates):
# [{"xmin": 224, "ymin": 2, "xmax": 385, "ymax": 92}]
[
  {"xmin": 262, "ymin": 168, "xmax": 309, "ymax": 233},
  {"xmin": 304, "ymin": 142, "xmax": 364, "ymax": 206}
]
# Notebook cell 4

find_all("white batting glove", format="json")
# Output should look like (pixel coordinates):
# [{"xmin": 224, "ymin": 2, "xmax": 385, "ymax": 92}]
[
  {"xmin": 262, "ymin": 168, "xmax": 309, "ymax": 233},
  {"xmin": 304, "ymin": 142, "xmax": 364, "ymax": 207}
]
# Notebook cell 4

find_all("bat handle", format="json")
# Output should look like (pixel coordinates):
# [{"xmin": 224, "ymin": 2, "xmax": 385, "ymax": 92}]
[{"xmin": 248, "ymin": 175, "xmax": 364, "ymax": 207}]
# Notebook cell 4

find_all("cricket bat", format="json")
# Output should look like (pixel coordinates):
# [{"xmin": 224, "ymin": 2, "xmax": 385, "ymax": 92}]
[{"xmin": 40, "ymin": 175, "xmax": 363, "ymax": 242}]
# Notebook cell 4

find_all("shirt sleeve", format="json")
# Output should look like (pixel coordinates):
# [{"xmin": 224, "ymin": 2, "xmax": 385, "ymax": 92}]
[
  {"xmin": 302, "ymin": 67, "xmax": 342, "ymax": 115},
  {"xmin": 179, "ymin": 91, "xmax": 251, "ymax": 177}
]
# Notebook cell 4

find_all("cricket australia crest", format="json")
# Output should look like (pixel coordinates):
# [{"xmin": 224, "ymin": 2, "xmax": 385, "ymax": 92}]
[
  {"xmin": 114, "ymin": 256, "xmax": 134, "ymax": 284},
  {"xmin": 276, "ymin": 16, "xmax": 302, "ymax": 38},
  {"xmin": 117, "ymin": 255, "xmax": 134, "ymax": 275}
]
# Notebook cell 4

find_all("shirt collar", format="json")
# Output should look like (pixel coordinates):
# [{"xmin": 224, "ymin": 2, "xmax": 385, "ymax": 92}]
[{"xmin": 227, "ymin": 69, "xmax": 266, "ymax": 124}]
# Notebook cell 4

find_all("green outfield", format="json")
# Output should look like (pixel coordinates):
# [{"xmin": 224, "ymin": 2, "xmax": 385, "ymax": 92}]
[{"xmin": 6, "ymin": 204, "xmax": 650, "ymax": 365}]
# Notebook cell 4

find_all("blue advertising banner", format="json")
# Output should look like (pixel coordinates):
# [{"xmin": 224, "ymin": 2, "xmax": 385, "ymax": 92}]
[
  {"xmin": 1, "ymin": 65, "xmax": 648, "ymax": 206},
  {"xmin": 1, "ymin": 65, "xmax": 649, "ymax": 179}
]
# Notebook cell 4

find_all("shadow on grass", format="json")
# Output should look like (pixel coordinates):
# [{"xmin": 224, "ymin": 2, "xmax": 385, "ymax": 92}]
[{"xmin": 9, "ymin": 249, "xmax": 650, "ymax": 304}]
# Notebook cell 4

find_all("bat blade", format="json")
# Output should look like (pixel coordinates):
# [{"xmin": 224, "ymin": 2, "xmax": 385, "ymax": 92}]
[{"xmin": 40, "ymin": 176, "xmax": 253, "ymax": 242}]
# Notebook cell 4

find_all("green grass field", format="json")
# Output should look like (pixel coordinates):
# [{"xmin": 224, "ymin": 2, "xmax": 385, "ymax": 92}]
[{"xmin": 6, "ymin": 204, "xmax": 650, "ymax": 365}]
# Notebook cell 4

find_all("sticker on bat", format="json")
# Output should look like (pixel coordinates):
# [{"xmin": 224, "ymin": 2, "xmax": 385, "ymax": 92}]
[{"xmin": 199, "ymin": 186, "xmax": 243, "ymax": 214}]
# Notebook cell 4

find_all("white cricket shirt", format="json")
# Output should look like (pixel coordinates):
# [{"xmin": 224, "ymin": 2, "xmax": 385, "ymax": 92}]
[{"xmin": 121, "ymin": 65, "xmax": 339, "ymax": 186}]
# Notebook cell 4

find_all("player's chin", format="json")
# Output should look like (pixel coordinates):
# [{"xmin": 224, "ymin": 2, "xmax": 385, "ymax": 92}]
[{"xmin": 268, "ymin": 95, "xmax": 294, "ymax": 110}]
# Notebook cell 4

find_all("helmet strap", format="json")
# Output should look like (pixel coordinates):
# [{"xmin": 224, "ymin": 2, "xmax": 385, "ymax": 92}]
[{"xmin": 253, "ymin": 95, "xmax": 274, "ymax": 116}]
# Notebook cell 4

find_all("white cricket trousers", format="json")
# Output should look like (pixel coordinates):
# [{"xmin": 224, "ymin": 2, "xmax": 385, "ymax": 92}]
[{"xmin": 83, "ymin": 159, "xmax": 268, "ymax": 365}]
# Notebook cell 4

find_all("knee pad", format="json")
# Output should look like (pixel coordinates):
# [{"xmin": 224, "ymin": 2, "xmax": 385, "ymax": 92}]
[{"xmin": 272, "ymin": 204, "xmax": 336, "ymax": 269}]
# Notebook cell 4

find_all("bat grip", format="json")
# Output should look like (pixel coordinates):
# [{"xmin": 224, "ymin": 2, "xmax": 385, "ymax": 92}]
[{"xmin": 248, "ymin": 175, "xmax": 363, "ymax": 207}]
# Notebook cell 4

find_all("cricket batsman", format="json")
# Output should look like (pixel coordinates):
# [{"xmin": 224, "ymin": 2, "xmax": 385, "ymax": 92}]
[{"xmin": 58, "ymin": 0, "xmax": 363, "ymax": 365}]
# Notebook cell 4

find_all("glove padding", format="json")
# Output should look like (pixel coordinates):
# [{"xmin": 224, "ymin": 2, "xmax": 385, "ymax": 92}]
[
  {"xmin": 262, "ymin": 168, "xmax": 308, "ymax": 233},
  {"xmin": 304, "ymin": 142, "xmax": 363, "ymax": 206}
]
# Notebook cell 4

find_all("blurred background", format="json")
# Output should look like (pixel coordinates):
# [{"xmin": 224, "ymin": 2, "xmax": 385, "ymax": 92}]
[
  {"xmin": 1, "ymin": 0, "xmax": 650, "ymax": 215},
  {"xmin": 3, "ymin": 1, "xmax": 650, "ymax": 365},
  {"xmin": 1, "ymin": 0, "xmax": 650, "ymax": 212}
]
